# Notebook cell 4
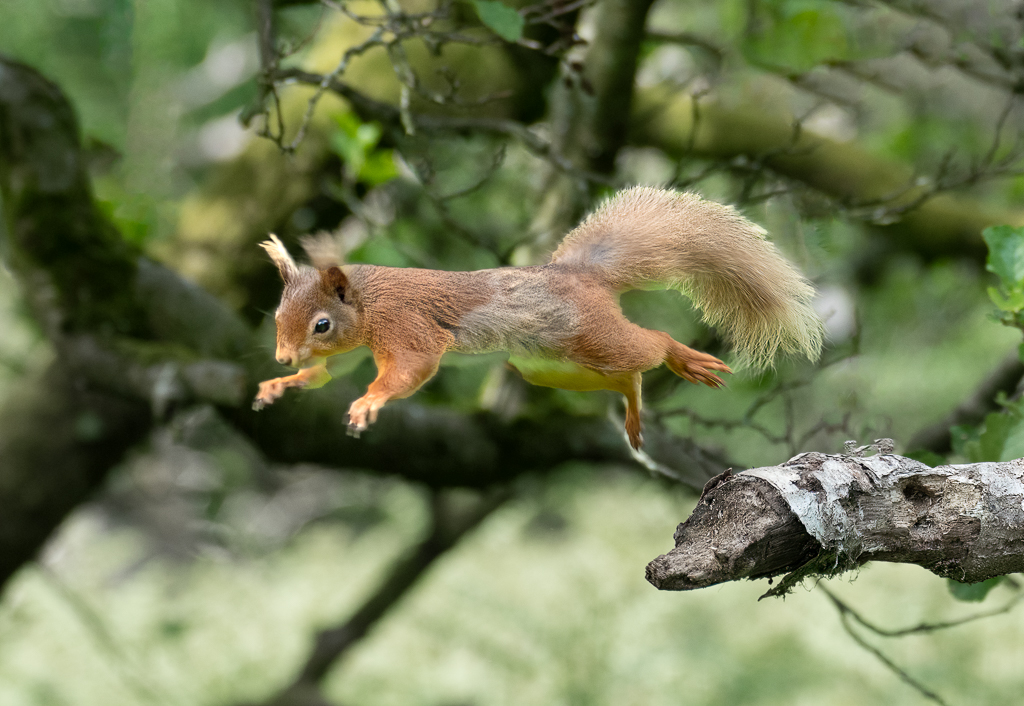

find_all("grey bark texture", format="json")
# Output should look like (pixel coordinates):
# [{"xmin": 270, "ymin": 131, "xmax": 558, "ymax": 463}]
[{"xmin": 647, "ymin": 446, "xmax": 1024, "ymax": 594}]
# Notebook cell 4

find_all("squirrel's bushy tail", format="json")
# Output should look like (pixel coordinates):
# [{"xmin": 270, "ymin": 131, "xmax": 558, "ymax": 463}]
[{"xmin": 550, "ymin": 186, "xmax": 823, "ymax": 368}]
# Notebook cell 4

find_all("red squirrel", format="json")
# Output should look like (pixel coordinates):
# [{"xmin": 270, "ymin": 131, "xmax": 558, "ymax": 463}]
[{"xmin": 253, "ymin": 186, "xmax": 823, "ymax": 449}]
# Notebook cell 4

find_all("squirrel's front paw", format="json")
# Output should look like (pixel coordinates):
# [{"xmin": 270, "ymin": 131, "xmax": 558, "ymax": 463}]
[
  {"xmin": 346, "ymin": 396, "xmax": 382, "ymax": 436},
  {"xmin": 253, "ymin": 377, "xmax": 291, "ymax": 411}
]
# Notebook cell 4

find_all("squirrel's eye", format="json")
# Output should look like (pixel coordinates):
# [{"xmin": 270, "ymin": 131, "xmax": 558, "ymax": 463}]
[{"xmin": 314, "ymin": 318, "xmax": 331, "ymax": 334}]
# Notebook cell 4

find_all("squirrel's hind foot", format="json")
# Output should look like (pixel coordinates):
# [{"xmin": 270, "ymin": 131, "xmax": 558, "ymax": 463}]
[{"xmin": 664, "ymin": 343, "xmax": 731, "ymax": 388}]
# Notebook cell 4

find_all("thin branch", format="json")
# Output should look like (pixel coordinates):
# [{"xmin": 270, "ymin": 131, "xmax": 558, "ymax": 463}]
[
  {"xmin": 657, "ymin": 345, "xmax": 858, "ymax": 455},
  {"xmin": 255, "ymin": 487, "xmax": 512, "ymax": 705},
  {"xmin": 39, "ymin": 566, "xmax": 175, "ymax": 706},
  {"xmin": 820, "ymin": 583, "xmax": 1024, "ymax": 638},
  {"xmin": 826, "ymin": 588, "xmax": 953, "ymax": 706},
  {"xmin": 283, "ymin": 26, "xmax": 386, "ymax": 151},
  {"xmin": 274, "ymin": 67, "xmax": 614, "ymax": 183}
]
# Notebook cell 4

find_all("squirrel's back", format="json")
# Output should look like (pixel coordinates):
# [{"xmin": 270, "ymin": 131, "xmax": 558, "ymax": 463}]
[{"xmin": 549, "ymin": 186, "xmax": 823, "ymax": 368}]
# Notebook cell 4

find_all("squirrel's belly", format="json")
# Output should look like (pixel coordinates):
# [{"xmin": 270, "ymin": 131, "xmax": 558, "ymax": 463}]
[{"xmin": 506, "ymin": 356, "xmax": 621, "ymax": 392}]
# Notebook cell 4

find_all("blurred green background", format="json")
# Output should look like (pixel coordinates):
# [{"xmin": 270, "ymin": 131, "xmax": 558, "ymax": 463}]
[{"xmin": 1, "ymin": 0, "xmax": 1024, "ymax": 704}]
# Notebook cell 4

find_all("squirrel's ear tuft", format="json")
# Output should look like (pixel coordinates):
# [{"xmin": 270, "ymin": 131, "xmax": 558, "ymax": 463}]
[
  {"xmin": 300, "ymin": 233, "xmax": 343, "ymax": 269},
  {"xmin": 321, "ymin": 266, "xmax": 348, "ymax": 299},
  {"xmin": 260, "ymin": 234, "xmax": 299, "ymax": 284}
]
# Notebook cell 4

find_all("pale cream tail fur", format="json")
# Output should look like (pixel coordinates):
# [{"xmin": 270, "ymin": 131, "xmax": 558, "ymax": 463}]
[{"xmin": 550, "ymin": 186, "xmax": 823, "ymax": 368}]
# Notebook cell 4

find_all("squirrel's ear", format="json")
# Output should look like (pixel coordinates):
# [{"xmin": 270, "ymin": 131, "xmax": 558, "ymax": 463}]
[
  {"xmin": 300, "ymin": 233, "xmax": 343, "ymax": 269},
  {"xmin": 260, "ymin": 234, "xmax": 299, "ymax": 284},
  {"xmin": 321, "ymin": 266, "xmax": 348, "ymax": 300}
]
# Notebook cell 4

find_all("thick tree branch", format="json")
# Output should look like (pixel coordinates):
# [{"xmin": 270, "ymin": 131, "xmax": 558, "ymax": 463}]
[
  {"xmin": 231, "ymin": 378, "xmax": 727, "ymax": 490},
  {"xmin": 582, "ymin": 0, "xmax": 657, "ymax": 173},
  {"xmin": 647, "ymin": 448, "xmax": 1024, "ymax": 594},
  {"xmin": 0, "ymin": 367, "xmax": 151, "ymax": 588},
  {"xmin": 0, "ymin": 56, "xmax": 251, "ymax": 591},
  {"xmin": 631, "ymin": 86, "xmax": 1024, "ymax": 261}
]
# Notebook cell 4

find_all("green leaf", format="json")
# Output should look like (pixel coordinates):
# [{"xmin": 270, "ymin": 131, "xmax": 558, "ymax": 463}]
[
  {"xmin": 360, "ymin": 150, "xmax": 398, "ymax": 186},
  {"xmin": 987, "ymin": 285, "xmax": 1024, "ymax": 312},
  {"xmin": 957, "ymin": 399, "xmax": 1024, "ymax": 462},
  {"xmin": 330, "ymin": 113, "xmax": 393, "ymax": 184},
  {"xmin": 472, "ymin": 0, "xmax": 524, "ymax": 42},
  {"xmin": 999, "ymin": 411, "xmax": 1024, "ymax": 461},
  {"xmin": 948, "ymin": 576, "xmax": 1003, "ymax": 602},
  {"xmin": 970, "ymin": 411, "xmax": 1011, "ymax": 462},
  {"xmin": 988, "ymin": 286, "xmax": 1012, "ymax": 311},
  {"xmin": 949, "ymin": 424, "xmax": 980, "ymax": 459},
  {"xmin": 983, "ymin": 225, "xmax": 1024, "ymax": 288},
  {"xmin": 354, "ymin": 122, "xmax": 382, "ymax": 150}
]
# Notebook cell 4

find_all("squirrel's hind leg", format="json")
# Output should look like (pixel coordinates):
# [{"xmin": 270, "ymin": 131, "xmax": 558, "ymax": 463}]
[
  {"xmin": 618, "ymin": 371, "xmax": 644, "ymax": 450},
  {"xmin": 591, "ymin": 370, "xmax": 643, "ymax": 449},
  {"xmin": 506, "ymin": 358, "xmax": 645, "ymax": 448},
  {"xmin": 567, "ymin": 319, "xmax": 731, "ymax": 388}
]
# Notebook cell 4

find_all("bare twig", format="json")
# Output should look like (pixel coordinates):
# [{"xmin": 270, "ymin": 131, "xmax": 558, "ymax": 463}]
[
  {"xmin": 253, "ymin": 487, "xmax": 512, "ymax": 705},
  {"xmin": 821, "ymin": 582, "xmax": 1024, "ymax": 638},
  {"xmin": 284, "ymin": 26, "xmax": 386, "ymax": 150},
  {"xmin": 826, "ymin": 588, "xmax": 953, "ymax": 706}
]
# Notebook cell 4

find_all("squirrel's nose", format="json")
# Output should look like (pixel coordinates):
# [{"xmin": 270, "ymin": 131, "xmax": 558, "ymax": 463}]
[{"xmin": 276, "ymin": 352, "xmax": 292, "ymax": 366}]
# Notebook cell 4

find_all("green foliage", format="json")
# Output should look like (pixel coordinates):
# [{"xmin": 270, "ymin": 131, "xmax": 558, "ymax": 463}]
[
  {"xmin": 329, "ymin": 113, "xmax": 398, "ymax": 187},
  {"xmin": 947, "ymin": 227, "xmax": 1024, "ymax": 468},
  {"xmin": 95, "ymin": 190, "xmax": 162, "ymax": 246},
  {"xmin": 950, "ymin": 397, "xmax": 1024, "ymax": 463},
  {"xmin": 983, "ymin": 225, "xmax": 1024, "ymax": 329},
  {"xmin": 886, "ymin": 118, "xmax": 986, "ymax": 165},
  {"xmin": 947, "ymin": 576, "xmax": 1003, "ymax": 602},
  {"xmin": 0, "ymin": 0, "xmax": 251, "ymax": 148},
  {"xmin": 469, "ymin": 0, "xmax": 524, "ymax": 42},
  {"xmin": 346, "ymin": 235, "xmax": 415, "ymax": 268},
  {"xmin": 983, "ymin": 225, "xmax": 1024, "ymax": 286},
  {"xmin": 742, "ymin": 0, "xmax": 849, "ymax": 71}
]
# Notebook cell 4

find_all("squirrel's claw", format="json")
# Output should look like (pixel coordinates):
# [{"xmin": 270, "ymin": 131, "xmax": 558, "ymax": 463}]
[
  {"xmin": 666, "ymin": 349, "xmax": 731, "ymax": 389},
  {"xmin": 346, "ymin": 395, "xmax": 383, "ymax": 435},
  {"xmin": 253, "ymin": 370, "xmax": 320, "ymax": 411},
  {"xmin": 253, "ymin": 378, "xmax": 289, "ymax": 410}
]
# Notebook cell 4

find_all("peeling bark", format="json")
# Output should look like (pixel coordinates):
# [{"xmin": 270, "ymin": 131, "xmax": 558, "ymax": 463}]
[{"xmin": 647, "ymin": 449, "xmax": 1024, "ymax": 594}]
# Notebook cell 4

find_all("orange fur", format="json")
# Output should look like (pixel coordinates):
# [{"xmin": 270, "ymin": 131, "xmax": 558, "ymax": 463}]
[{"xmin": 253, "ymin": 188, "xmax": 823, "ymax": 448}]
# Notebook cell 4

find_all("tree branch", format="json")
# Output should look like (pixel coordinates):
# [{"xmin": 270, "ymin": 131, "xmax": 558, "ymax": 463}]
[
  {"xmin": 631, "ymin": 86, "xmax": 1024, "ymax": 261},
  {"xmin": 0, "ymin": 56, "xmax": 251, "ymax": 591},
  {"xmin": 246, "ymin": 488, "xmax": 511, "ymax": 706},
  {"xmin": 647, "ymin": 446, "xmax": 1024, "ymax": 594},
  {"xmin": 582, "ymin": 0, "xmax": 657, "ymax": 173}
]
